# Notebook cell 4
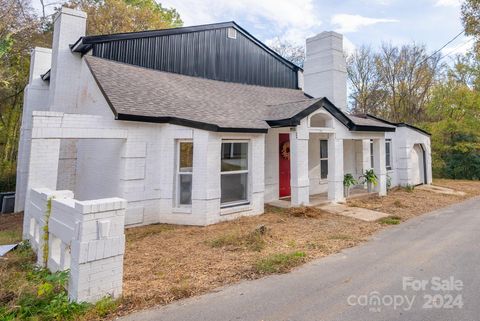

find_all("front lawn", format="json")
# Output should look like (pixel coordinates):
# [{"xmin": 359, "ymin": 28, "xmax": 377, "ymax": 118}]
[{"xmin": 1, "ymin": 179, "xmax": 479, "ymax": 320}]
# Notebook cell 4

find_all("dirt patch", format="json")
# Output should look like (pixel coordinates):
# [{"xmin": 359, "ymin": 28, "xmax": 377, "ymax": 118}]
[{"xmin": 347, "ymin": 179, "xmax": 480, "ymax": 220}]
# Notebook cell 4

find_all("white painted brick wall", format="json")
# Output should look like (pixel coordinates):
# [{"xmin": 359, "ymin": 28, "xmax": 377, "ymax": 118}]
[{"xmin": 25, "ymin": 188, "xmax": 126, "ymax": 303}]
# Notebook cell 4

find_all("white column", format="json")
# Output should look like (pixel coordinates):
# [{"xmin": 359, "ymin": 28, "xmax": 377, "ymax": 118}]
[
  {"xmin": 290, "ymin": 120, "xmax": 309, "ymax": 206},
  {"xmin": 373, "ymin": 138, "xmax": 387, "ymax": 196},
  {"xmin": 192, "ymin": 130, "xmax": 221, "ymax": 225},
  {"xmin": 328, "ymin": 135, "xmax": 344, "ymax": 202},
  {"xmin": 23, "ymin": 138, "xmax": 61, "ymax": 238},
  {"xmin": 15, "ymin": 47, "xmax": 52, "ymax": 212}
]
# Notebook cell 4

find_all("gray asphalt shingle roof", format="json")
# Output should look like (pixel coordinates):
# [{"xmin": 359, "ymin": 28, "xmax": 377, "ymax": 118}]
[{"xmin": 85, "ymin": 56, "xmax": 396, "ymax": 132}]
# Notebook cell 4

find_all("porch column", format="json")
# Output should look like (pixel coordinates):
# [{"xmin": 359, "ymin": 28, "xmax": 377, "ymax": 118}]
[
  {"xmin": 290, "ymin": 121, "xmax": 309, "ymax": 206},
  {"xmin": 328, "ymin": 135, "xmax": 344, "ymax": 202},
  {"xmin": 373, "ymin": 138, "xmax": 387, "ymax": 196}
]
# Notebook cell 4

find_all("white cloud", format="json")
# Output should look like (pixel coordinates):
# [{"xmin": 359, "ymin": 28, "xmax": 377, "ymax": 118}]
[
  {"xmin": 161, "ymin": 0, "xmax": 321, "ymax": 45},
  {"xmin": 434, "ymin": 0, "xmax": 462, "ymax": 7},
  {"xmin": 331, "ymin": 14, "xmax": 398, "ymax": 33}
]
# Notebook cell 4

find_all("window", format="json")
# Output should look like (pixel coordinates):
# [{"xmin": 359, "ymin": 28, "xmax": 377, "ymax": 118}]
[
  {"xmin": 176, "ymin": 141, "xmax": 193, "ymax": 206},
  {"xmin": 221, "ymin": 141, "xmax": 249, "ymax": 206},
  {"xmin": 386, "ymin": 139, "xmax": 392, "ymax": 170},
  {"xmin": 320, "ymin": 140, "xmax": 328, "ymax": 180},
  {"xmin": 227, "ymin": 27, "xmax": 237, "ymax": 39},
  {"xmin": 370, "ymin": 140, "xmax": 374, "ymax": 168}
]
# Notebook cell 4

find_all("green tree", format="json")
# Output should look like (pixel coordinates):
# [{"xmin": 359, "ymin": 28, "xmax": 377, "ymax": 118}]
[
  {"xmin": 64, "ymin": 0, "xmax": 183, "ymax": 35},
  {"xmin": 425, "ymin": 56, "xmax": 480, "ymax": 179}
]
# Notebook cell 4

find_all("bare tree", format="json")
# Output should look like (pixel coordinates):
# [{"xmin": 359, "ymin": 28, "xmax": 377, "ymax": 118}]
[
  {"xmin": 269, "ymin": 37, "xmax": 305, "ymax": 67},
  {"xmin": 347, "ymin": 45, "xmax": 387, "ymax": 116},
  {"xmin": 375, "ymin": 43, "xmax": 442, "ymax": 123}
]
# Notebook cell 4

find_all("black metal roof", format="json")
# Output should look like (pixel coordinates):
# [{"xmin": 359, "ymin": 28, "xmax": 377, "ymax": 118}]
[{"xmin": 71, "ymin": 21, "xmax": 301, "ymax": 70}]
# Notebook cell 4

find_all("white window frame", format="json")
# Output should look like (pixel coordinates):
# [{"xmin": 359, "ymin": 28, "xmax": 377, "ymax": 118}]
[
  {"xmin": 385, "ymin": 139, "xmax": 392, "ymax": 170},
  {"xmin": 319, "ymin": 139, "xmax": 328, "ymax": 180},
  {"xmin": 175, "ymin": 140, "xmax": 193, "ymax": 208},
  {"xmin": 220, "ymin": 140, "xmax": 250, "ymax": 208}
]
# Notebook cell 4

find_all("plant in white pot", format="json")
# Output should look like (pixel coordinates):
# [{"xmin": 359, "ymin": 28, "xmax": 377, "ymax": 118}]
[
  {"xmin": 360, "ymin": 169, "xmax": 378, "ymax": 193},
  {"xmin": 343, "ymin": 173, "xmax": 357, "ymax": 197}
]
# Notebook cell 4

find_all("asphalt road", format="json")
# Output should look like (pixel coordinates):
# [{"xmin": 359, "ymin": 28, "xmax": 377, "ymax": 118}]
[{"xmin": 120, "ymin": 197, "xmax": 480, "ymax": 321}]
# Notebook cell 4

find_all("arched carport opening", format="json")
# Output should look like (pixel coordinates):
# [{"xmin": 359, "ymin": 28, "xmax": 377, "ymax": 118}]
[{"xmin": 412, "ymin": 143, "xmax": 427, "ymax": 185}]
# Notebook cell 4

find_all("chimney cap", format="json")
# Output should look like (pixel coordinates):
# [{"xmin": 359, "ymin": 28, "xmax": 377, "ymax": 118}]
[
  {"xmin": 53, "ymin": 6, "xmax": 87, "ymax": 22},
  {"xmin": 306, "ymin": 31, "xmax": 342, "ymax": 43}
]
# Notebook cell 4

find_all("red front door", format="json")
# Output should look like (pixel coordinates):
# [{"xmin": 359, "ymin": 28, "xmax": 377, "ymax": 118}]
[{"xmin": 279, "ymin": 133, "xmax": 291, "ymax": 198}]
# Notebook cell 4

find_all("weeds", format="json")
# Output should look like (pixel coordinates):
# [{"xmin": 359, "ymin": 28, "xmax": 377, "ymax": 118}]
[
  {"xmin": 403, "ymin": 184, "xmax": 415, "ymax": 192},
  {"xmin": 209, "ymin": 226, "xmax": 267, "ymax": 251},
  {"xmin": 254, "ymin": 251, "xmax": 306, "ymax": 274},
  {"xmin": 0, "ymin": 244, "xmax": 88, "ymax": 321},
  {"xmin": 328, "ymin": 234, "xmax": 353, "ymax": 240},
  {"xmin": 378, "ymin": 216, "xmax": 402, "ymax": 225}
]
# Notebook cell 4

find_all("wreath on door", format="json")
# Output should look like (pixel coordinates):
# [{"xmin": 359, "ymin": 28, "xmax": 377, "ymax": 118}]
[{"xmin": 281, "ymin": 141, "xmax": 290, "ymax": 160}]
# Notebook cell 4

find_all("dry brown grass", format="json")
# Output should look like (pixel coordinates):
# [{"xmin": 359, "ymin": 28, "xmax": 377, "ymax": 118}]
[
  {"xmin": 118, "ymin": 207, "xmax": 379, "ymax": 316},
  {"xmin": 347, "ymin": 179, "xmax": 480, "ymax": 220}
]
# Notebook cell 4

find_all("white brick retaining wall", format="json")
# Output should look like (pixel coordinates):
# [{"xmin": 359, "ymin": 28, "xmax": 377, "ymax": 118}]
[{"xmin": 24, "ymin": 188, "xmax": 126, "ymax": 303}]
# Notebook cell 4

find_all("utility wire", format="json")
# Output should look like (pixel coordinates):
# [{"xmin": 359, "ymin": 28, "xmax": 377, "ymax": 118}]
[
  {"xmin": 419, "ymin": 29, "xmax": 465, "ymax": 65},
  {"xmin": 439, "ymin": 37, "xmax": 474, "ymax": 61}
]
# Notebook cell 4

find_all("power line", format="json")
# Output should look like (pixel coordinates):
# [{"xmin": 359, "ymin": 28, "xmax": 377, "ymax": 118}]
[
  {"xmin": 439, "ymin": 37, "xmax": 474, "ymax": 61},
  {"xmin": 419, "ymin": 29, "xmax": 465, "ymax": 65}
]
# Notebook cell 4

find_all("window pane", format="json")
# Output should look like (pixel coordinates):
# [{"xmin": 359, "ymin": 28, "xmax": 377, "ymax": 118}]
[
  {"xmin": 221, "ymin": 173, "xmax": 248, "ymax": 204},
  {"xmin": 320, "ymin": 140, "xmax": 328, "ymax": 158},
  {"xmin": 221, "ymin": 142, "xmax": 248, "ymax": 171},
  {"xmin": 370, "ymin": 141, "xmax": 374, "ymax": 168},
  {"xmin": 385, "ymin": 142, "xmax": 391, "ymax": 168},
  {"xmin": 179, "ymin": 174, "xmax": 192, "ymax": 205},
  {"xmin": 320, "ymin": 159, "xmax": 328, "ymax": 179},
  {"xmin": 179, "ymin": 142, "xmax": 193, "ymax": 172}
]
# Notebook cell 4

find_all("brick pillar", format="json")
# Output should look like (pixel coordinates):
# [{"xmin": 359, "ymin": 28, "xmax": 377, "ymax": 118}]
[
  {"xmin": 23, "ymin": 138, "xmax": 61, "ymax": 239},
  {"xmin": 69, "ymin": 198, "xmax": 126, "ymax": 303},
  {"xmin": 328, "ymin": 135, "xmax": 344, "ymax": 202}
]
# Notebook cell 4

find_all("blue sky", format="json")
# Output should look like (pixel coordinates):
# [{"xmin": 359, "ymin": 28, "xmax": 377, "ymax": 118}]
[
  {"xmin": 34, "ymin": 0, "xmax": 472, "ymax": 58},
  {"xmin": 161, "ymin": 0, "xmax": 471, "ymax": 58}
]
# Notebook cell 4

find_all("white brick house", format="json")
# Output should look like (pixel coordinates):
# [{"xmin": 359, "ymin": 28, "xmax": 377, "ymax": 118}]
[{"xmin": 16, "ymin": 7, "xmax": 432, "ymax": 227}]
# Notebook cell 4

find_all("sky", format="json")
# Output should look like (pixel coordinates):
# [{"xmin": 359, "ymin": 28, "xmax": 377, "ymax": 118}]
[
  {"xmin": 33, "ymin": 0, "xmax": 472, "ymax": 60},
  {"xmin": 159, "ymin": 0, "xmax": 472, "ymax": 59}
]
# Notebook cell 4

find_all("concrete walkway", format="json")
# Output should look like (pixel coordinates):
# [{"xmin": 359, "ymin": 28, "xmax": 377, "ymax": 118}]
[
  {"xmin": 319, "ymin": 203, "xmax": 389, "ymax": 221},
  {"xmin": 120, "ymin": 197, "xmax": 480, "ymax": 321}
]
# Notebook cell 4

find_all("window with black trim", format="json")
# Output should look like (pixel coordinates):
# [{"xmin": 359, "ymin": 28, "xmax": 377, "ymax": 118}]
[
  {"xmin": 370, "ymin": 140, "xmax": 374, "ymax": 168},
  {"xmin": 320, "ymin": 140, "xmax": 328, "ymax": 180},
  {"xmin": 386, "ymin": 139, "xmax": 392, "ymax": 170}
]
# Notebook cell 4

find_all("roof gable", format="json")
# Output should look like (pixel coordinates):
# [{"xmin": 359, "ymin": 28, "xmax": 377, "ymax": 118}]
[{"xmin": 73, "ymin": 22, "xmax": 300, "ymax": 89}]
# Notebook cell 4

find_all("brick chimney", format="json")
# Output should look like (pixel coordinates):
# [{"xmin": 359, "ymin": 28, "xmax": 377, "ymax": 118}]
[
  {"xmin": 303, "ymin": 31, "xmax": 347, "ymax": 112},
  {"xmin": 48, "ymin": 7, "xmax": 87, "ymax": 112}
]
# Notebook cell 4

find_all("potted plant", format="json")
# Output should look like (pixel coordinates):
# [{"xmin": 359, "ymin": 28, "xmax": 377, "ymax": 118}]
[
  {"xmin": 343, "ymin": 173, "xmax": 357, "ymax": 197},
  {"xmin": 360, "ymin": 169, "xmax": 378, "ymax": 193}
]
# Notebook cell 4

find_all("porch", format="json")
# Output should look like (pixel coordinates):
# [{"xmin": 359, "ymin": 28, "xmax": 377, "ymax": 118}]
[{"xmin": 265, "ymin": 109, "xmax": 388, "ymax": 207}]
